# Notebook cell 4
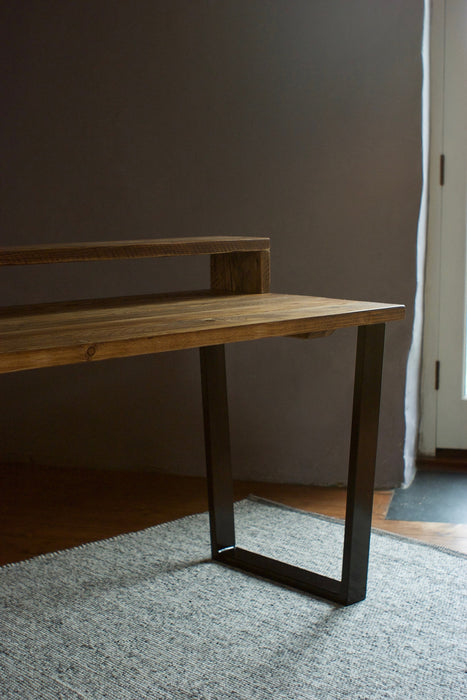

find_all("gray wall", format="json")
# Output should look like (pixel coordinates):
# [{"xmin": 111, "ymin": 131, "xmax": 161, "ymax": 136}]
[{"xmin": 0, "ymin": 1, "xmax": 423, "ymax": 487}]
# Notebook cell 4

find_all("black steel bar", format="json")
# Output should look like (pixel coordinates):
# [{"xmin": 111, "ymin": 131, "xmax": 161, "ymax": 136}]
[
  {"xmin": 218, "ymin": 547, "xmax": 344, "ymax": 603},
  {"xmin": 341, "ymin": 324, "xmax": 386, "ymax": 604},
  {"xmin": 200, "ymin": 325, "xmax": 386, "ymax": 606},
  {"xmin": 200, "ymin": 344, "xmax": 236, "ymax": 556}
]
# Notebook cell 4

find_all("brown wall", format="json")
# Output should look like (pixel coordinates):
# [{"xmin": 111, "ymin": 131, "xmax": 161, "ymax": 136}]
[{"xmin": 0, "ymin": 1, "xmax": 423, "ymax": 486}]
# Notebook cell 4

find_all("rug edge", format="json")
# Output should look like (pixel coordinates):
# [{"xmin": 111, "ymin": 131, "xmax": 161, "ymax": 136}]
[
  {"xmin": 247, "ymin": 494, "xmax": 467, "ymax": 560},
  {"xmin": 2, "ymin": 495, "xmax": 465, "ymax": 573}
]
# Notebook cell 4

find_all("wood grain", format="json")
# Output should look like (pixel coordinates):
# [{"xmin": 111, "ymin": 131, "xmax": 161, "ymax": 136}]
[
  {"xmin": 0, "ymin": 236, "xmax": 270, "ymax": 266},
  {"xmin": 211, "ymin": 250, "xmax": 270, "ymax": 293},
  {"xmin": 0, "ymin": 293, "xmax": 405, "ymax": 374}
]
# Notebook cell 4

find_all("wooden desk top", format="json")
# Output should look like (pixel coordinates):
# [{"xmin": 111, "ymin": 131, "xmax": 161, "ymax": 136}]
[{"xmin": 0, "ymin": 292, "xmax": 405, "ymax": 374}]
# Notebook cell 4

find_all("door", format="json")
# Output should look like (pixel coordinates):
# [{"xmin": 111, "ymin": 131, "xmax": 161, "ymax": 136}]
[{"xmin": 436, "ymin": 0, "xmax": 467, "ymax": 448}]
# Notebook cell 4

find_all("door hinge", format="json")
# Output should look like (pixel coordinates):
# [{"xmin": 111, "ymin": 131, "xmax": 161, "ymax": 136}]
[
  {"xmin": 435, "ymin": 360, "xmax": 440, "ymax": 390},
  {"xmin": 440, "ymin": 154, "xmax": 445, "ymax": 186}
]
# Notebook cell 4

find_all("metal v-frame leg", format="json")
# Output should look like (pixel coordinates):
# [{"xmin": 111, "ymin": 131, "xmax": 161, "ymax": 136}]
[{"xmin": 199, "ymin": 323, "xmax": 386, "ymax": 606}]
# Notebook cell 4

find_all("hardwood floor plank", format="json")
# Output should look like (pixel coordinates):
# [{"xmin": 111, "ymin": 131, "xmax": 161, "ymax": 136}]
[
  {"xmin": 373, "ymin": 520, "xmax": 467, "ymax": 555},
  {"xmin": 1, "ymin": 465, "xmax": 465, "ymax": 566}
]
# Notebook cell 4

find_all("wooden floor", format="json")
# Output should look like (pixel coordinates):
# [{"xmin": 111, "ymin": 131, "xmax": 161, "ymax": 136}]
[{"xmin": 1, "ymin": 463, "xmax": 466, "ymax": 566}]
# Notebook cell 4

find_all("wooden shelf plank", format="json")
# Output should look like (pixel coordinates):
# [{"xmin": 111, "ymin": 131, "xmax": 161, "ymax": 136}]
[
  {"xmin": 0, "ymin": 292, "xmax": 405, "ymax": 374},
  {"xmin": 0, "ymin": 236, "xmax": 270, "ymax": 266}
]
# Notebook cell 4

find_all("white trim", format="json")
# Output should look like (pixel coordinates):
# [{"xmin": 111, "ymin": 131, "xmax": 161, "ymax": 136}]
[{"xmin": 419, "ymin": 0, "xmax": 446, "ymax": 456}]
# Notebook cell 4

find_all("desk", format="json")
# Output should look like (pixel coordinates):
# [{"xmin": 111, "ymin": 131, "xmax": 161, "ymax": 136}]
[{"xmin": 0, "ymin": 236, "xmax": 404, "ymax": 604}]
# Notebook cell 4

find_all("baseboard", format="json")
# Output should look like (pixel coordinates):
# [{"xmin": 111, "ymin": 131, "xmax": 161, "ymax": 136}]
[{"xmin": 417, "ymin": 449, "xmax": 467, "ymax": 472}]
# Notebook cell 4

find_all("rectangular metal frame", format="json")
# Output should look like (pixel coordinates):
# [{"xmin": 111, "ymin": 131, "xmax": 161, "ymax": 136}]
[{"xmin": 200, "ymin": 323, "xmax": 386, "ymax": 605}]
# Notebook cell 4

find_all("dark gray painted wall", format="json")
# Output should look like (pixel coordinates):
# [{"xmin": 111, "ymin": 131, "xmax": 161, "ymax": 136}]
[{"xmin": 0, "ymin": 1, "xmax": 423, "ymax": 486}]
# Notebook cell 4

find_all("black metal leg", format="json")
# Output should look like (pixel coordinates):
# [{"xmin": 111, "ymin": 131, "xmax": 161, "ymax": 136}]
[
  {"xmin": 200, "ymin": 325, "xmax": 386, "ymax": 606},
  {"xmin": 341, "ymin": 323, "xmax": 386, "ymax": 604},
  {"xmin": 200, "ymin": 344, "xmax": 235, "ymax": 556}
]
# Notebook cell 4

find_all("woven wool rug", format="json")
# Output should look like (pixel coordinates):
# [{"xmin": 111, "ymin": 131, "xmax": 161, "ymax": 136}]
[{"xmin": 1, "ymin": 497, "xmax": 466, "ymax": 700}]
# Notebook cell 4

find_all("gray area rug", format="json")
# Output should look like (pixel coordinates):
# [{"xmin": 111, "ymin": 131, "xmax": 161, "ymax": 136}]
[{"xmin": 1, "ymin": 497, "xmax": 466, "ymax": 700}]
